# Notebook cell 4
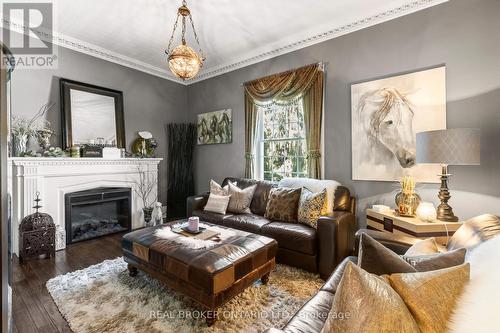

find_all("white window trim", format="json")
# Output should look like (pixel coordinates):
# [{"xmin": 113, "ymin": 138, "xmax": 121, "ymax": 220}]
[{"xmin": 256, "ymin": 102, "xmax": 308, "ymax": 181}]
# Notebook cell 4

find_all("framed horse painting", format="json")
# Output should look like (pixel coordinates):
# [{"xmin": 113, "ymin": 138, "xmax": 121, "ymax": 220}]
[
  {"xmin": 351, "ymin": 66, "xmax": 446, "ymax": 182},
  {"xmin": 197, "ymin": 109, "xmax": 232, "ymax": 145}
]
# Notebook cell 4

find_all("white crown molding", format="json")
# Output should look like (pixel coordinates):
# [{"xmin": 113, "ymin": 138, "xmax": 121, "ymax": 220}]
[
  {"xmin": 1, "ymin": 17, "xmax": 186, "ymax": 85},
  {"xmin": 189, "ymin": 0, "xmax": 448, "ymax": 84},
  {"xmin": 2, "ymin": 0, "xmax": 447, "ymax": 86}
]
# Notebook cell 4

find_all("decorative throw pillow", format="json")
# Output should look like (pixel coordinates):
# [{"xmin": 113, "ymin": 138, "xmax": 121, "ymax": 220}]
[
  {"xmin": 226, "ymin": 181, "xmax": 256, "ymax": 214},
  {"xmin": 297, "ymin": 187, "xmax": 327, "ymax": 228},
  {"xmin": 386, "ymin": 263, "xmax": 470, "ymax": 333},
  {"xmin": 402, "ymin": 248, "xmax": 466, "ymax": 272},
  {"xmin": 358, "ymin": 233, "xmax": 466, "ymax": 275},
  {"xmin": 264, "ymin": 187, "xmax": 301, "ymax": 223},
  {"xmin": 447, "ymin": 214, "xmax": 500, "ymax": 251},
  {"xmin": 210, "ymin": 179, "xmax": 230, "ymax": 196},
  {"xmin": 358, "ymin": 233, "xmax": 417, "ymax": 275},
  {"xmin": 404, "ymin": 237, "xmax": 439, "ymax": 256},
  {"xmin": 321, "ymin": 262, "xmax": 420, "ymax": 333},
  {"xmin": 204, "ymin": 193, "xmax": 230, "ymax": 215},
  {"xmin": 322, "ymin": 261, "xmax": 470, "ymax": 333},
  {"xmin": 279, "ymin": 178, "xmax": 340, "ymax": 214}
]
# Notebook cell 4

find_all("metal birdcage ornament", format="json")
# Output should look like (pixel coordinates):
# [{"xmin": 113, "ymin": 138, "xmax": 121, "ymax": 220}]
[{"xmin": 19, "ymin": 192, "xmax": 55, "ymax": 264}]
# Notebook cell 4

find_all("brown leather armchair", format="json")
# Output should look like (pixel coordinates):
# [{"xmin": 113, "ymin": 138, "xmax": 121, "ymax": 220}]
[{"xmin": 187, "ymin": 177, "xmax": 356, "ymax": 279}]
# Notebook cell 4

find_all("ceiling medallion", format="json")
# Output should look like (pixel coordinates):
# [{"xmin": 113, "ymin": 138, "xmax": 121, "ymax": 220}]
[{"xmin": 164, "ymin": 0, "xmax": 205, "ymax": 80}]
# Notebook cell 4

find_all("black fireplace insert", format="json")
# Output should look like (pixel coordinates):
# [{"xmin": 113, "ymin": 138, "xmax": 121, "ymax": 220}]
[{"xmin": 64, "ymin": 187, "xmax": 131, "ymax": 244}]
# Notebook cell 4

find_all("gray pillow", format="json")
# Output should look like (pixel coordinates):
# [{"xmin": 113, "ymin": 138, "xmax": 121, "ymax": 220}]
[
  {"xmin": 358, "ymin": 233, "xmax": 416, "ymax": 275},
  {"xmin": 402, "ymin": 248, "xmax": 466, "ymax": 271},
  {"xmin": 358, "ymin": 233, "xmax": 466, "ymax": 275}
]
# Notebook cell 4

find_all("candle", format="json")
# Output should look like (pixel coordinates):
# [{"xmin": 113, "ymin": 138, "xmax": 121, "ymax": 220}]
[{"xmin": 188, "ymin": 216, "xmax": 199, "ymax": 232}]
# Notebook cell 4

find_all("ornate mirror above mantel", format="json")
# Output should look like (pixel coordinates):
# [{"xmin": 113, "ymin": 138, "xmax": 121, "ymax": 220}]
[{"xmin": 60, "ymin": 78, "xmax": 126, "ymax": 149}]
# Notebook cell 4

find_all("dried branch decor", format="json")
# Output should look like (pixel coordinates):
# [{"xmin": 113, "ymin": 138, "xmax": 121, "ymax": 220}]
[
  {"xmin": 132, "ymin": 165, "xmax": 158, "ymax": 209},
  {"xmin": 11, "ymin": 103, "xmax": 54, "ymax": 137}
]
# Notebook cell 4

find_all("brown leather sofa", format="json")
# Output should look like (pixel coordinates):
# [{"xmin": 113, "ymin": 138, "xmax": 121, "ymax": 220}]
[
  {"xmin": 265, "ymin": 214, "xmax": 500, "ymax": 333},
  {"xmin": 186, "ymin": 177, "xmax": 356, "ymax": 279}
]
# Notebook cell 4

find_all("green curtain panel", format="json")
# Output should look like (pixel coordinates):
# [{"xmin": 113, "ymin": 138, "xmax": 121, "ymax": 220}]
[
  {"xmin": 166, "ymin": 123, "xmax": 197, "ymax": 218},
  {"xmin": 303, "ymin": 70, "xmax": 324, "ymax": 179},
  {"xmin": 243, "ymin": 63, "xmax": 324, "ymax": 179}
]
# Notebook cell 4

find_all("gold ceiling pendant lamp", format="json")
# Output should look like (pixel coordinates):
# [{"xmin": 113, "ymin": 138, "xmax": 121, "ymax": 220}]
[{"xmin": 165, "ymin": 0, "xmax": 205, "ymax": 80}]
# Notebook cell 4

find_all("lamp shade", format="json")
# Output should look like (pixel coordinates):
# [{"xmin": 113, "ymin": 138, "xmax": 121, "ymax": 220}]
[{"xmin": 416, "ymin": 128, "xmax": 480, "ymax": 165}]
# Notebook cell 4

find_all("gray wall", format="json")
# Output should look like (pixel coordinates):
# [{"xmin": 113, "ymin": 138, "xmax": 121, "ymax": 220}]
[
  {"xmin": 10, "ymin": 43, "xmax": 188, "ymax": 202},
  {"xmin": 187, "ymin": 0, "xmax": 500, "ymax": 223}
]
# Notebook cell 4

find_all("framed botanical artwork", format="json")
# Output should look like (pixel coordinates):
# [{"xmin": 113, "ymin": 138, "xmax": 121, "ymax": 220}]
[
  {"xmin": 351, "ymin": 66, "xmax": 446, "ymax": 182},
  {"xmin": 197, "ymin": 109, "xmax": 232, "ymax": 145}
]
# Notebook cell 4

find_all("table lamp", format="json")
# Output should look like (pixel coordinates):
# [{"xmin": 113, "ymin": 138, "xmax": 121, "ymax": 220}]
[{"xmin": 416, "ymin": 128, "xmax": 480, "ymax": 222}]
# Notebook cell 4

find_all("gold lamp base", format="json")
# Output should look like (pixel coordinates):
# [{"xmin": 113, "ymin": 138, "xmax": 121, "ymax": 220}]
[{"xmin": 436, "ymin": 165, "xmax": 459, "ymax": 222}]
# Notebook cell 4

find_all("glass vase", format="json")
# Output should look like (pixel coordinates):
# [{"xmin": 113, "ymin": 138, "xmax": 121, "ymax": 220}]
[
  {"xmin": 37, "ymin": 129, "xmax": 53, "ymax": 150},
  {"xmin": 143, "ymin": 207, "xmax": 154, "ymax": 226},
  {"xmin": 395, "ymin": 192, "xmax": 421, "ymax": 217},
  {"xmin": 14, "ymin": 134, "xmax": 28, "ymax": 156}
]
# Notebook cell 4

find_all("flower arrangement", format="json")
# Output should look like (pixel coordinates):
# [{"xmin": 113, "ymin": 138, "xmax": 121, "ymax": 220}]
[{"xmin": 400, "ymin": 176, "xmax": 416, "ymax": 194}]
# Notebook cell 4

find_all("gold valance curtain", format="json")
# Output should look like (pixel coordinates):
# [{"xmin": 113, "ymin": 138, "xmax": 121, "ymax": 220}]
[{"xmin": 244, "ymin": 63, "xmax": 324, "ymax": 179}]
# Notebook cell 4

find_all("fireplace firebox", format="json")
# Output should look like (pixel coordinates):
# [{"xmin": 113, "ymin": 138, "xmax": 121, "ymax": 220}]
[{"xmin": 64, "ymin": 187, "xmax": 131, "ymax": 244}]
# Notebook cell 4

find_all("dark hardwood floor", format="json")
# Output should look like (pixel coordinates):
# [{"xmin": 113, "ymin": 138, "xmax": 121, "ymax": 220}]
[{"xmin": 12, "ymin": 232, "xmax": 126, "ymax": 333}]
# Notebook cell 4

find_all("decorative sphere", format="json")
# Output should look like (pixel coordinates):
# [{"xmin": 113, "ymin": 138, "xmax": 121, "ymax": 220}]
[
  {"xmin": 167, "ymin": 44, "xmax": 203, "ymax": 80},
  {"xmin": 416, "ymin": 202, "xmax": 437, "ymax": 222}
]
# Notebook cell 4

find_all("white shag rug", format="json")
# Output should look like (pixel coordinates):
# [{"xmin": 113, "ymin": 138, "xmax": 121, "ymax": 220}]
[
  {"xmin": 154, "ymin": 223, "xmax": 237, "ymax": 250},
  {"xmin": 46, "ymin": 257, "xmax": 323, "ymax": 333}
]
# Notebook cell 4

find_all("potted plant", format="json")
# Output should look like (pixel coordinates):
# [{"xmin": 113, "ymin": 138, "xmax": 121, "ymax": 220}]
[
  {"xmin": 11, "ymin": 103, "xmax": 54, "ymax": 156},
  {"xmin": 133, "ymin": 165, "xmax": 158, "ymax": 226}
]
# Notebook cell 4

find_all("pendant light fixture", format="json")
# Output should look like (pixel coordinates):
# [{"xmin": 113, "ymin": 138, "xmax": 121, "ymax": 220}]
[{"xmin": 165, "ymin": 0, "xmax": 205, "ymax": 80}]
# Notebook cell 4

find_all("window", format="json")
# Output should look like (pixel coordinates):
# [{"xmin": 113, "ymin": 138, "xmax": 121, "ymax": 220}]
[{"xmin": 257, "ymin": 98, "xmax": 308, "ymax": 181}]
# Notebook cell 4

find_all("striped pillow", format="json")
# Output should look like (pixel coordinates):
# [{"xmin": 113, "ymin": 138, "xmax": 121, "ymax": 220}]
[
  {"xmin": 227, "ymin": 181, "xmax": 256, "ymax": 214},
  {"xmin": 204, "ymin": 193, "xmax": 231, "ymax": 215}
]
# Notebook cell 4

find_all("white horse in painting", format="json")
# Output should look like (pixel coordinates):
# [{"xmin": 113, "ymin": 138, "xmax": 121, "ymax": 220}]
[{"xmin": 353, "ymin": 87, "xmax": 416, "ymax": 180}]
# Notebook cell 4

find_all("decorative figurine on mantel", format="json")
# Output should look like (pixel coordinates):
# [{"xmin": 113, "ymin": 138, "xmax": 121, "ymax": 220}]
[
  {"xmin": 19, "ymin": 192, "xmax": 56, "ymax": 264},
  {"xmin": 132, "ymin": 131, "xmax": 158, "ymax": 158}
]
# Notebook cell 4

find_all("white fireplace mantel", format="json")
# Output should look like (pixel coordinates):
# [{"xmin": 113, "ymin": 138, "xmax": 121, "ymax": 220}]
[{"xmin": 9, "ymin": 157, "xmax": 162, "ymax": 255}]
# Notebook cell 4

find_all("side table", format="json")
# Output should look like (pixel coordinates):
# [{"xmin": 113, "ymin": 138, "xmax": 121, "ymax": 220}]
[{"xmin": 366, "ymin": 208, "xmax": 464, "ymax": 245}]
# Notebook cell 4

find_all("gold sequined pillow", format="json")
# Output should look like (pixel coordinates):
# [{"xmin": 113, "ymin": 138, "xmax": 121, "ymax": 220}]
[
  {"xmin": 386, "ymin": 263, "xmax": 470, "ymax": 333},
  {"xmin": 321, "ymin": 262, "xmax": 420, "ymax": 333},
  {"xmin": 264, "ymin": 187, "xmax": 301, "ymax": 223},
  {"xmin": 322, "ymin": 262, "xmax": 470, "ymax": 333},
  {"xmin": 298, "ymin": 187, "xmax": 327, "ymax": 228}
]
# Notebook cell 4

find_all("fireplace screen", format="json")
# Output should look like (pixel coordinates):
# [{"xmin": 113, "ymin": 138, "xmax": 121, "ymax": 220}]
[{"xmin": 65, "ymin": 187, "xmax": 131, "ymax": 244}]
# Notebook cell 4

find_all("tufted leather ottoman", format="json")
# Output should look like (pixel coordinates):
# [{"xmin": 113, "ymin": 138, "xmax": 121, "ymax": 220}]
[{"xmin": 122, "ymin": 220, "xmax": 277, "ymax": 326}]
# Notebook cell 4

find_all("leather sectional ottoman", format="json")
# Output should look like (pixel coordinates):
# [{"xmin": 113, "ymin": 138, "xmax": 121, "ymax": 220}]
[{"xmin": 122, "ymin": 221, "xmax": 278, "ymax": 325}]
